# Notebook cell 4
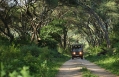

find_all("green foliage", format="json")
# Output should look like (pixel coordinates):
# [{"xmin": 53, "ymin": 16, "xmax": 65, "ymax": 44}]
[
  {"xmin": 0, "ymin": 40, "xmax": 70, "ymax": 77},
  {"xmin": 80, "ymin": 67, "xmax": 88, "ymax": 72},
  {"xmin": 1, "ymin": 65, "xmax": 33, "ymax": 77},
  {"xmin": 1, "ymin": 63, "xmax": 6, "ymax": 77},
  {"xmin": 38, "ymin": 47, "xmax": 52, "ymax": 60},
  {"xmin": 40, "ymin": 20, "xmax": 63, "ymax": 40},
  {"xmin": 80, "ymin": 67, "xmax": 98, "ymax": 77},
  {"xmin": 57, "ymin": 46, "xmax": 71, "ymax": 55},
  {"xmin": 45, "ymin": 0, "xmax": 58, "ymax": 8},
  {"xmin": 9, "ymin": 66, "xmax": 33, "ymax": 77},
  {"xmin": 40, "ymin": 19, "xmax": 66, "ymax": 39},
  {"xmin": 0, "ymin": 44, "xmax": 20, "ymax": 63},
  {"xmin": 0, "ymin": 36, "xmax": 10, "ymax": 46},
  {"xmin": 113, "ymin": 43, "xmax": 119, "ymax": 55},
  {"xmin": 86, "ymin": 55, "xmax": 119, "ymax": 75},
  {"xmin": 20, "ymin": 45, "xmax": 40, "ymax": 57},
  {"xmin": 85, "ymin": 46, "xmax": 102, "ymax": 56},
  {"xmin": 40, "ymin": 19, "xmax": 66, "ymax": 48},
  {"xmin": 38, "ymin": 39, "xmax": 58, "ymax": 49}
]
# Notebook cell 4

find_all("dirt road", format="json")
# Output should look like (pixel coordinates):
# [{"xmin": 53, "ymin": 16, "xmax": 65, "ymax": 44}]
[{"xmin": 56, "ymin": 58, "xmax": 118, "ymax": 77}]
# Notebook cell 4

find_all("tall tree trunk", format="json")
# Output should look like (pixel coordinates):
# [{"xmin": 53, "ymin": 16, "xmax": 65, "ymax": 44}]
[{"xmin": 63, "ymin": 27, "xmax": 68, "ymax": 49}]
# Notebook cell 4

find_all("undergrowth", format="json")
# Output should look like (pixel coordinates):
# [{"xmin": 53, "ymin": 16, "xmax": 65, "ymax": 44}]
[
  {"xmin": 0, "ymin": 43, "xmax": 70, "ymax": 77},
  {"xmin": 80, "ymin": 67, "xmax": 98, "ymax": 77},
  {"xmin": 85, "ymin": 55, "xmax": 119, "ymax": 75}
]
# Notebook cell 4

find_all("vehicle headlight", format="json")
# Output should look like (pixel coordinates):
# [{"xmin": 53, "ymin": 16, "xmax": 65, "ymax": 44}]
[
  {"xmin": 79, "ymin": 52, "xmax": 82, "ymax": 55},
  {"xmin": 72, "ymin": 52, "xmax": 76, "ymax": 55}
]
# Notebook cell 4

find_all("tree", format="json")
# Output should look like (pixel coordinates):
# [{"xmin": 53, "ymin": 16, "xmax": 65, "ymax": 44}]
[
  {"xmin": 0, "ymin": 0, "xmax": 17, "ymax": 42},
  {"xmin": 58, "ymin": 0, "xmax": 111, "ymax": 48},
  {"xmin": 0, "ymin": 0, "xmax": 58, "ymax": 43}
]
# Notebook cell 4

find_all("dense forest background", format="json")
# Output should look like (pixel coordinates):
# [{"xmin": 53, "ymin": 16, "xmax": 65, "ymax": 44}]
[{"xmin": 0, "ymin": 0, "xmax": 119, "ymax": 77}]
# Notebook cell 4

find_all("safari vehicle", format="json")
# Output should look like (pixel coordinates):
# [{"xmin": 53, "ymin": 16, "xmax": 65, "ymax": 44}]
[{"xmin": 71, "ymin": 44, "xmax": 83, "ymax": 59}]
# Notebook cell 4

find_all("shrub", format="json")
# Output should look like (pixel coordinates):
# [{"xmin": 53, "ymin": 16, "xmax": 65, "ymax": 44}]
[
  {"xmin": 86, "ymin": 55, "xmax": 119, "ymax": 75},
  {"xmin": 1, "ymin": 43, "xmax": 70, "ymax": 77},
  {"xmin": 20, "ymin": 45, "xmax": 40, "ymax": 57},
  {"xmin": 85, "ymin": 46, "xmax": 102, "ymax": 56},
  {"xmin": 1, "ymin": 64, "xmax": 33, "ymax": 77},
  {"xmin": 80, "ymin": 67, "xmax": 98, "ymax": 77}
]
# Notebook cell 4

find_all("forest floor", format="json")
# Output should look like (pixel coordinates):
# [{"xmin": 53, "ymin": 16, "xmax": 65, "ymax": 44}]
[{"xmin": 56, "ymin": 58, "xmax": 119, "ymax": 77}]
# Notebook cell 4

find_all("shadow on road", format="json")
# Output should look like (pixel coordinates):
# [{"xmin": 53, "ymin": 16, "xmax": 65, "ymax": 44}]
[{"xmin": 56, "ymin": 58, "xmax": 118, "ymax": 77}]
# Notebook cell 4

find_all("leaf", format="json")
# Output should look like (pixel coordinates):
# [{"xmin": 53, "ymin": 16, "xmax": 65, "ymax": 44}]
[
  {"xmin": 1, "ymin": 63, "xmax": 6, "ymax": 77},
  {"xmin": 45, "ymin": 0, "xmax": 58, "ymax": 8}
]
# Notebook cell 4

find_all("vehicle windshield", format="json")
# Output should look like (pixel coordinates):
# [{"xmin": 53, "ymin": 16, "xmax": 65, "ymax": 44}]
[
  {"xmin": 72, "ymin": 45, "xmax": 82, "ymax": 52},
  {"xmin": 72, "ymin": 45, "xmax": 81, "ymax": 48}
]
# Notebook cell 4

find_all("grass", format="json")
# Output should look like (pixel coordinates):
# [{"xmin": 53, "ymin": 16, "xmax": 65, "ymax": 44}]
[
  {"xmin": 85, "ymin": 55, "xmax": 119, "ymax": 76},
  {"xmin": 80, "ymin": 67, "xmax": 99, "ymax": 77}
]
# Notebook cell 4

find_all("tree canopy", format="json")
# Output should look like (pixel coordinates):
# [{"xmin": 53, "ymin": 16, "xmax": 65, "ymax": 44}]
[{"xmin": 0, "ymin": 0, "xmax": 119, "ymax": 48}]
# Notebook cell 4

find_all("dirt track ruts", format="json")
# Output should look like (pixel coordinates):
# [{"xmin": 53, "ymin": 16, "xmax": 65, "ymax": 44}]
[{"xmin": 56, "ymin": 58, "xmax": 119, "ymax": 77}]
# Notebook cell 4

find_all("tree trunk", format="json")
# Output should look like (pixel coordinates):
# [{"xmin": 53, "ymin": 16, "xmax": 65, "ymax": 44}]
[
  {"xmin": 0, "ymin": 16, "xmax": 14, "ymax": 42},
  {"xmin": 63, "ymin": 27, "xmax": 68, "ymax": 49}
]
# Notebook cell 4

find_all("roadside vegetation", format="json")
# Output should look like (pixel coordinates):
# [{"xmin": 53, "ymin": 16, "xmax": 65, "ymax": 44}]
[
  {"xmin": 80, "ymin": 67, "xmax": 98, "ymax": 77},
  {"xmin": 85, "ymin": 46, "xmax": 119, "ymax": 76},
  {"xmin": 0, "ymin": 40, "xmax": 70, "ymax": 77},
  {"xmin": 1, "ymin": 0, "xmax": 119, "ymax": 77}
]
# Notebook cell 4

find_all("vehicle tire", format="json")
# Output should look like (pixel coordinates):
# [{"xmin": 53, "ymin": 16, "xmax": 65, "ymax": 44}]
[
  {"xmin": 81, "ymin": 56, "xmax": 83, "ymax": 59},
  {"xmin": 72, "ymin": 57, "xmax": 74, "ymax": 59}
]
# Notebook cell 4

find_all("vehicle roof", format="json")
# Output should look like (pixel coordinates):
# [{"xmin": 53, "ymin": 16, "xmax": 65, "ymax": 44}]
[{"xmin": 71, "ymin": 44, "xmax": 83, "ymax": 46}]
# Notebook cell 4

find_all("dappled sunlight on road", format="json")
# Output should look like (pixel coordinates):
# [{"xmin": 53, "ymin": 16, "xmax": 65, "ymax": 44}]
[
  {"xmin": 56, "ymin": 58, "xmax": 118, "ymax": 77},
  {"xmin": 82, "ymin": 59, "xmax": 117, "ymax": 77},
  {"xmin": 56, "ymin": 59, "xmax": 82, "ymax": 77}
]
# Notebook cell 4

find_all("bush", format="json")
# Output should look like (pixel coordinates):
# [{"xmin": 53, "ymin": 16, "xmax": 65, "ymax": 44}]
[
  {"xmin": 85, "ymin": 46, "xmax": 102, "ymax": 56},
  {"xmin": 20, "ymin": 45, "xmax": 41, "ymax": 57},
  {"xmin": 1, "ymin": 43, "xmax": 70, "ymax": 77},
  {"xmin": 80, "ymin": 67, "xmax": 98, "ymax": 77},
  {"xmin": 1, "ymin": 63, "xmax": 33, "ymax": 77},
  {"xmin": 86, "ymin": 55, "xmax": 119, "ymax": 75}
]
